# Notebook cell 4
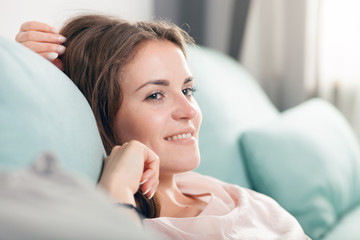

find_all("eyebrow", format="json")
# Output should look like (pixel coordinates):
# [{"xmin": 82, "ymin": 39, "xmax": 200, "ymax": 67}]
[
  {"xmin": 136, "ymin": 77, "xmax": 193, "ymax": 92},
  {"xmin": 184, "ymin": 77, "xmax": 193, "ymax": 84}
]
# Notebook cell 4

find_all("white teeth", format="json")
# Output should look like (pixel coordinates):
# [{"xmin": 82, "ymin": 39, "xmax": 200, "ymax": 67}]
[{"xmin": 166, "ymin": 133, "xmax": 192, "ymax": 141}]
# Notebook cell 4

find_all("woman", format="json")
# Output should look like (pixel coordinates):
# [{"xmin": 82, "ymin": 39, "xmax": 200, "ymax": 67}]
[{"xmin": 16, "ymin": 15, "xmax": 309, "ymax": 239}]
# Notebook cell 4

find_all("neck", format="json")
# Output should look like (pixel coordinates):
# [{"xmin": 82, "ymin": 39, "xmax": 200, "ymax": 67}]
[
  {"xmin": 157, "ymin": 172, "xmax": 193, "ymax": 217},
  {"xmin": 157, "ymin": 173, "xmax": 184, "ymax": 202}
]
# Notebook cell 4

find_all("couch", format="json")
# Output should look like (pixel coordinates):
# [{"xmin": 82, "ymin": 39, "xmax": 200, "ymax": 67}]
[{"xmin": 1, "ymin": 36, "xmax": 360, "ymax": 239}]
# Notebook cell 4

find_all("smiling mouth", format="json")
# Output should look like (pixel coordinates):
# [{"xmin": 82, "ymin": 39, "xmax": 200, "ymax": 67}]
[{"xmin": 165, "ymin": 133, "xmax": 192, "ymax": 141}]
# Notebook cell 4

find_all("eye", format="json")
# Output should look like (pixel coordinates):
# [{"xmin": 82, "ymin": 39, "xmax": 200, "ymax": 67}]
[
  {"xmin": 182, "ymin": 87, "xmax": 196, "ymax": 97},
  {"xmin": 145, "ymin": 91, "xmax": 165, "ymax": 102}
]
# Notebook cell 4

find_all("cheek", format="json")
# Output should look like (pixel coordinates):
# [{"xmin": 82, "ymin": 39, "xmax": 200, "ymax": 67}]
[
  {"xmin": 115, "ymin": 108, "xmax": 138, "ymax": 144},
  {"xmin": 115, "ymin": 108, "xmax": 168, "ymax": 144},
  {"xmin": 116, "ymin": 117, "xmax": 147, "ymax": 144}
]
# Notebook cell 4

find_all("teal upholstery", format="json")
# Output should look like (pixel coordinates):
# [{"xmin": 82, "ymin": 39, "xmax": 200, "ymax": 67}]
[
  {"xmin": 187, "ymin": 46, "xmax": 279, "ymax": 188},
  {"xmin": 0, "ymin": 38, "xmax": 105, "ymax": 182},
  {"xmin": 240, "ymin": 98, "xmax": 360, "ymax": 239},
  {"xmin": 323, "ymin": 205, "xmax": 360, "ymax": 240}
]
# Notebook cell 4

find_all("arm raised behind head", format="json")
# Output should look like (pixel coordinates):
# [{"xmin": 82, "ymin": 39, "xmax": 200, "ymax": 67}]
[{"xmin": 15, "ymin": 21, "xmax": 66, "ymax": 70}]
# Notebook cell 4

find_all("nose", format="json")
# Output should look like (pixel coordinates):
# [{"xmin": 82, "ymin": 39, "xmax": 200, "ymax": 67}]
[{"xmin": 172, "ymin": 94, "xmax": 198, "ymax": 120}]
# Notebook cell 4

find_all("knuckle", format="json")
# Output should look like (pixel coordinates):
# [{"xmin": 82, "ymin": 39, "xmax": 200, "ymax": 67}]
[
  {"xmin": 26, "ymin": 31, "xmax": 35, "ymax": 41},
  {"xmin": 52, "ymin": 34, "xmax": 59, "ymax": 42},
  {"xmin": 131, "ymin": 140, "xmax": 140, "ymax": 145},
  {"xmin": 113, "ymin": 145, "xmax": 121, "ymax": 150},
  {"xmin": 15, "ymin": 33, "xmax": 20, "ymax": 42},
  {"xmin": 20, "ymin": 21, "xmax": 30, "ymax": 30},
  {"xmin": 27, "ymin": 21, "xmax": 37, "ymax": 30},
  {"xmin": 17, "ymin": 32, "xmax": 27, "ymax": 42},
  {"xmin": 128, "ymin": 140, "xmax": 142, "ymax": 148},
  {"xmin": 50, "ymin": 44, "xmax": 59, "ymax": 52},
  {"xmin": 111, "ymin": 145, "xmax": 121, "ymax": 153}
]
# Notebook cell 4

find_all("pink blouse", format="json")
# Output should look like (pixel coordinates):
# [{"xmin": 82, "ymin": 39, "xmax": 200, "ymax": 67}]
[{"xmin": 144, "ymin": 172, "xmax": 310, "ymax": 240}]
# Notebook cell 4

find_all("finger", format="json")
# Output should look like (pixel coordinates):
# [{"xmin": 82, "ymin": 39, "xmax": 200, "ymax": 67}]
[
  {"xmin": 145, "ymin": 152, "xmax": 160, "ymax": 179},
  {"xmin": 22, "ymin": 41, "xmax": 66, "ymax": 55},
  {"xmin": 141, "ymin": 169, "xmax": 159, "ymax": 199},
  {"xmin": 142, "ymin": 186, "xmax": 152, "ymax": 199},
  {"xmin": 38, "ymin": 53, "xmax": 64, "ymax": 70},
  {"xmin": 140, "ymin": 167, "xmax": 156, "ymax": 185},
  {"xmin": 39, "ymin": 52, "xmax": 58, "ymax": 61},
  {"xmin": 20, "ymin": 21, "xmax": 58, "ymax": 34},
  {"xmin": 141, "ymin": 176, "xmax": 158, "ymax": 195},
  {"xmin": 141, "ymin": 163, "xmax": 159, "ymax": 190},
  {"xmin": 52, "ymin": 58, "xmax": 64, "ymax": 71},
  {"xmin": 16, "ymin": 31, "xmax": 66, "ymax": 44},
  {"xmin": 144, "ymin": 147, "xmax": 159, "ymax": 169}
]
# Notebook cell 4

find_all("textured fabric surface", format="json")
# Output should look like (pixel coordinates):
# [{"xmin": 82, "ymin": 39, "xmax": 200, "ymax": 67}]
[
  {"xmin": 144, "ymin": 171, "xmax": 309, "ymax": 240},
  {"xmin": 240, "ymin": 98, "xmax": 360, "ymax": 239},
  {"xmin": 187, "ymin": 45, "xmax": 279, "ymax": 188},
  {"xmin": 0, "ymin": 37, "xmax": 105, "ymax": 182},
  {"xmin": 0, "ymin": 153, "xmax": 159, "ymax": 240},
  {"xmin": 322, "ymin": 205, "xmax": 360, "ymax": 240}
]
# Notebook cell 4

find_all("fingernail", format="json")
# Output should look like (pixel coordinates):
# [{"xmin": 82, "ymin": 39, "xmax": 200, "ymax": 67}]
[
  {"xmin": 52, "ymin": 28, "xmax": 59, "ymax": 34},
  {"xmin": 57, "ymin": 45, "xmax": 66, "ymax": 54},
  {"xmin": 46, "ymin": 52, "xmax": 58, "ymax": 61},
  {"xmin": 58, "ymin": 36, "xmax": 66, "ymax": 43},
  {"xmin": 149, "ymin": 190, "xmax": 156, "ymax": 200},
  {"xmin": 143, "ymin": 187, "xmax": 152, "ymax": 196},
  {"xmin": 140, "ymin": 179, "xmax": 148, "ymax": 185}
]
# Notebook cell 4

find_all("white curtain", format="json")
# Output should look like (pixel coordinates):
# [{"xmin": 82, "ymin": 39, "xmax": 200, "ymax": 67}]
[
  {"xmin": 241, "ymin": 0, "xmax": 360, "ymax": 140},
  {"xmin": 318, "ymin": 0, "xmax": 360, "ymax": 140},
  {"xmin": 241, "ymin": 0, "xmax": 320, "ymax": 111}
]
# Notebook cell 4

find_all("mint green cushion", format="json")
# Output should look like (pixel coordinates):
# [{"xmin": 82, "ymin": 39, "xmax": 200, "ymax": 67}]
[
  {"xmin": 187, "ymin": 46, "xmax": 279, "ymax": 188},
  {"xmin": 322, "ymin": 205, "xmax": 360, "ymax": 240},
  {"xmin": 240, "ymin": 98, "xmax": 360, "ymax": 239},
  {"xmin": 0, "ymin": 37, "xmax": 105, "ymax": 182}
]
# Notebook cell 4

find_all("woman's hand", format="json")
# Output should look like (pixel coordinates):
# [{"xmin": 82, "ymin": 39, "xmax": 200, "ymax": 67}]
[
  {"xmin": 15, "ymin": 21, "xmax": 66, "ymax": 70},
  {"xmin": 98, "ymin": 140, "xmax": 160, "ymax": 206}
]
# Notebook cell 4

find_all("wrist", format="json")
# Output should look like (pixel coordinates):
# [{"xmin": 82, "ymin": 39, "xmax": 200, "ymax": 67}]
[
  {"xmin": 113, "ymin": 188, "xmax": 136, "ymax": 206},
  {"xmin": 118, "ymin": 203, "xmax": 143, "ymax": 219},
  {"xmin": 97, "ymin": 181, "xmax": 136, "ymax": 206}
]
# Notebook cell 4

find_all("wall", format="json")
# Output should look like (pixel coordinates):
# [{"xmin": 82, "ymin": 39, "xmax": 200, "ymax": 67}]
[
  {"xmin": 154, "ymin": 0, "xmax": 250, "ymax": 58},
  {"xmin": 0, "ymin": 0, "xmax": 154, "ymax": 40}
]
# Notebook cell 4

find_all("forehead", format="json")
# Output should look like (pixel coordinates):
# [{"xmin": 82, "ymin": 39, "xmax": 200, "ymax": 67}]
[{"xmin": 121, "ymin": 40, "xmax": 191, "ymax": 89}]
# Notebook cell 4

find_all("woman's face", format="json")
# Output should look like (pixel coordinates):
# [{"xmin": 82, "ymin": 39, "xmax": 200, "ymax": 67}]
[{"xmin": 115, "ymin": 40, "xmax": 202, "ymax": 175}]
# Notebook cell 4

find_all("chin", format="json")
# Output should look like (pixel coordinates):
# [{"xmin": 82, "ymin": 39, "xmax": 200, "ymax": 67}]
[
  {"xmin": 161, "ymin": 155, "xmax": 200, "ymax": 174},
  {"xmin": 179, "ymin": 155, "xmax": 201, "ymax": 172}
]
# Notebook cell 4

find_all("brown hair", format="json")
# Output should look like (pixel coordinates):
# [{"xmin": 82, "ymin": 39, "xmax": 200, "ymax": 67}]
[{"xmin": 59, "ymin": 14, "xmax": 194, "ymax": 218}]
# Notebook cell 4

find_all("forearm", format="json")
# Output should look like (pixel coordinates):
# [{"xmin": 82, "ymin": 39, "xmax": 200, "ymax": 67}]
[
  {"xmin": 97, "ymin": 183, "xmax": 143, "ymax": 227},
  {"xmin": 97, "ymin": 182, "xmax": 136, "ymax": 206}
]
